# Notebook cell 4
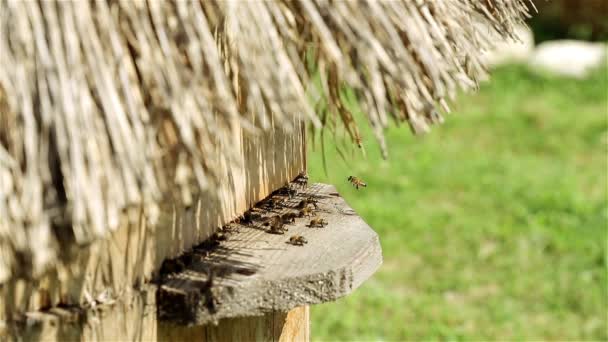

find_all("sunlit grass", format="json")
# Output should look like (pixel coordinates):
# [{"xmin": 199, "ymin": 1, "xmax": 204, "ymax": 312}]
[{"xmin": 308, "ymin": 65, "xmax": 607, "ymax": 341}]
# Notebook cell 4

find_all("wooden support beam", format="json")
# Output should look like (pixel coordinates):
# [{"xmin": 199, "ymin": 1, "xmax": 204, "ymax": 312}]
[
  {"xmin": 1, "ymin": 302, "xmax": 309, "ymax": 342},
  {"xmin": 159, "ymin": 306, "xmax": 309, "ymax": 342}
]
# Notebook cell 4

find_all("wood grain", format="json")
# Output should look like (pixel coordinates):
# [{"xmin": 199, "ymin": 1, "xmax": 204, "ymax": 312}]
[{"xmin": 277, "ymin": 306, "xmax": 309, "ymax": 342}]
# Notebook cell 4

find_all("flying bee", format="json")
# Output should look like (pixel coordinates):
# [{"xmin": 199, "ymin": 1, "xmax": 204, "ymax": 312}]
[
  {"xmin": 347, "ymin": 176, "xmax": 367, "ymax": 190},
  {"xmin": 288, "ymin": 235, "xmax": 308, "ymax": 246},
  {"xmin": 280, "ymin": 212, "xmax": 298, "ymax": 224},
  {"xmin": 308, "ymin": 216, "xmax": 327, "ymax": 228},
  {"xmin": 298, "ymin": 205, "xmax": 314, "ymax": 217},
  {"xmin": 296, "ymin": 196, "xmax": 318, "ymax": 210}
]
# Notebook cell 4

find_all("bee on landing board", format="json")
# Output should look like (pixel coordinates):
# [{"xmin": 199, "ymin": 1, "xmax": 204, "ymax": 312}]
[
  {"xmin": 347, "ymin": 176, "xmax": 367, "ymax": 190},
  {"xmin": 294, "ymin": 171, "xmax": 308, "ymax": 188},
  {"xmin": 274, "ymin": 185, "xmax": 297, "ymax": 198},
  {"xmin": 264, "ymin": 216, "xmax": 287, "ymax": 234},
  {"xmin": 280, "ymin": 212, "xmax": 298, "ymax": 224},
  {"xmin": 240, "ymin": 210, "xmax": 262, "ymax": 225},
  {"xmin": 296, "ymin": 196, "xmax": 318, "ymax": 210},
  {"xmin": 298, "ymin": 205, "xmax": 314, "ymax": 217},
  {"xmin": 288, "ymin": 235, "xmax": 307, "ymax": 246},
  {"xmin": 260, "ymin": 198, "xmax": 283, "ymax": 210},
  {"xmin": 308, "ymin": 216, "xmax": 327, "ymax": 228}
]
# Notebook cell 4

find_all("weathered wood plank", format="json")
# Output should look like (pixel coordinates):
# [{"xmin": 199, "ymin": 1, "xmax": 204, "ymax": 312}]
[{"xmin": 158, "ymin": 183, "xmax": 382, "ymax": 325}]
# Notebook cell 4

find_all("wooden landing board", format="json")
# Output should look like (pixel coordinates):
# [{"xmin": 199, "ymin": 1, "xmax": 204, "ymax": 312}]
[{"xmin": 157, "ymin": 183, "xmax": 382, "ymax": 325}]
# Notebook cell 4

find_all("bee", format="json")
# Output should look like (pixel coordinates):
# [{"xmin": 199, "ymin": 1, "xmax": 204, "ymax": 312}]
[
  {"xmin": 288, "ymin": 235, "xmax": 308, "ymax": 246},
  {"xmin": 212, "ymin": 232, "xmax": 227, "ymax": 241},
  {"xmin": 296, "ymin": 196, "xmax": 318, "ymax": 209},
  {"xmin": 308, "ymin": 217, "xmax": 327, "ymax": 228},
  {"xmin": 240, "ymin": 210, "xmax": 262, "ymax": 224},
  {"xmin": 269, "ymin": 224, "xmax": 286, "ymax": 235},
  {"xmin": 294, "ymin": 171, "xmax": 308, "ymax": 188},
  {"xmin": 280, "ymin": 212, "xmax": 298, "ymax": 224},
  {"xmin": 264, "ymin": 216, "xmax": 287, "ymax": 234},
  {"xmin": 220, "ymin": 223, "xmax": 239, "ymax": 233},
  {"xmin": 298, "ymin": 205, "xmax": 314, "ymax": 217},
  {"xmin": 159, "ymin": 258, "xmax": 186, "ymax": 276},
  {"xmin": 274, "ymin": 185, "xmax": 297, "ymax": 198},
  {"xmin": 347, "ymin": 176, "xmax": 367, "ymax": 190},
  {"xmin": 260, "ymin": 198, "xmax": 283, "ymax": 210}
]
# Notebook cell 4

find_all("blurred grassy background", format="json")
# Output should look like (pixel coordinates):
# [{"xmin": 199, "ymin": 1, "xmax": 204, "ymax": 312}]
[{"xmin": 307, "ymin": 65, "xmax": 607, "ymax": 341}]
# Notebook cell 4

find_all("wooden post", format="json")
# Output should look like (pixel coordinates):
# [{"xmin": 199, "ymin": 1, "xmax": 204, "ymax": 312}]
[{"xmin": 158, "ymin": 307, "xmax": 309, "ymax": 342}]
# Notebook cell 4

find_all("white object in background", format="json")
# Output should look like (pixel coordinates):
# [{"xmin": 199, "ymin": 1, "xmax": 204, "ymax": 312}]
[
  {"xmin": 481, "ymin": 24, "xmax": 535, "ymax": 68},
  {"xmin": 528, "ymin": 40, "xmax": 607, "ymax": 78}
]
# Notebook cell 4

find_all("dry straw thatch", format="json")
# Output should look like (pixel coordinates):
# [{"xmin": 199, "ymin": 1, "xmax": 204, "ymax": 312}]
[{"xmin": 0, "ymin": 0, "xmax": 533, "ymax": 283}]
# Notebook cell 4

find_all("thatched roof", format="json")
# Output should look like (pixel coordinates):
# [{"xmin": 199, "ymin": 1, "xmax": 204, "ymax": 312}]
[{"xmin": 0, "ymin": 0, "xmax": 532, "ymax": 283}]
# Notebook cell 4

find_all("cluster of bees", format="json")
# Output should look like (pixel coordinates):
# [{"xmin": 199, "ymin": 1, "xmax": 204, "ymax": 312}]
[
  {"xmin": 159, "ymin": 172, "xmax": 369, "ymax": 320},
  {"xmin": 236, "ymin": 173, "xmax": 367, "ymax": 247},
  {"xmin": 235, "ymin": 172, "xmax": 330, "ymax": 246}
]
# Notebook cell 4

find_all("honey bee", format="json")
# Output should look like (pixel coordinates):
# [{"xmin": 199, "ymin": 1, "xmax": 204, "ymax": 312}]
[
  {"xmin": 212, "ymin": 232, "xmax": 227, "ymax": 241},
  {"xmin": 264, "ymin": 216, "xmax": 287, "ymax": 234},
  {"xmin": 240, "ymin": 210, "xmax": 262, "ymax": 224},
  {"xmin": 347, "ymin": 176, "xmax": 367, "ymax": 190},
  {"xmin": 298, "ymin": 205, "xmax": 314, "ymax": 217},
  {"xmin": 288, "ymin": 235, "xmax": 308, "ymax": 246},
  {"xmin": 220, "ymin": 223, "xmax": 239, "ymax": 233},
  {"xmin": 259, "ymin": 197, "xmax": 283, "ymax": 210},
  {"xmin": 160, "ymin": 258, "xmax": 186, "ymax": 276},
  {"xmin": 274, "ymin": 185, "xmax": 297, "ymax": 198},
  {"xmin": 294, "ymin": 171, "xmax": 308, "ymax": 188},
  {"xmin": 296, "ymin": 196, "xmax": 318, "ymax": 209},
  {"xmin": 308, "ymin": 217, "xmax": 327, "ymax": 228},
  {"xmin": 280, "ymin": 212, "xmax": 298, "ymax": 224}
]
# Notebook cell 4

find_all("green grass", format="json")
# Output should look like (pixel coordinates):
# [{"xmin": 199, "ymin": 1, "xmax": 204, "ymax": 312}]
[{"xmin": 308, "ymin": 65, "xmax": 608, "ymax": 341}]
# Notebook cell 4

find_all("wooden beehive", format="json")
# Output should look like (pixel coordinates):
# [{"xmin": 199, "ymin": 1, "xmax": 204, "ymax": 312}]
[{"xmin": 0, "ymin": 1, "xmax": 532, "ymax": 340}]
